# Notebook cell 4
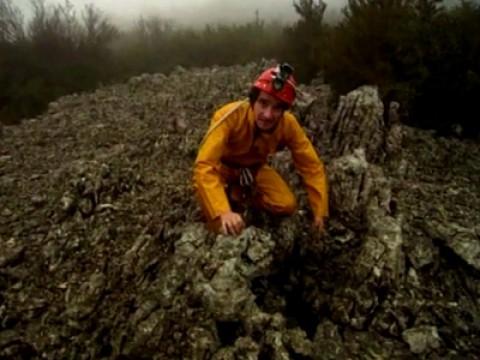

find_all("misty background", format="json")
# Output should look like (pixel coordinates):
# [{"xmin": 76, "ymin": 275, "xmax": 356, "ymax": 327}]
[
  {"xmin": 17, "ymin": 0, "xmax": 345, "ymax": 27},
  {"xmin": 1, "ymin": 0, "xmax": 480, "ymax": 137}
]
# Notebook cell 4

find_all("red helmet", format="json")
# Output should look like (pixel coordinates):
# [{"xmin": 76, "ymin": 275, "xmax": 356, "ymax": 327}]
[{"xmin": 253, "ymin": 63, "xmax": 297, "ymax": 107}]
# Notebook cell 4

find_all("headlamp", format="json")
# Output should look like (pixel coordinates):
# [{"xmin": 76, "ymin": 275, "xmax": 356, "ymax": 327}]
[{"xmin": 272, "ymin": 63, "xmax": 294, "ymax": 91}]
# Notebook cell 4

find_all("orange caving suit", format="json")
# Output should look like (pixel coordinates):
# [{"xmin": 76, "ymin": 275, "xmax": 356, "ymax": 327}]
[{"xmin": 194, "ymin": 100, "xmax": 329, "ymax": 223}]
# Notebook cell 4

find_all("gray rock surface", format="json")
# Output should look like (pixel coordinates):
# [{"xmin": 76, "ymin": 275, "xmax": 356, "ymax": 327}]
[
  {"xmin": 308, "ymin": 85, "xmax": 385, "ymax": 162},
  {"xmin": 402, "ymin": 325, "xmax": 441, "ymax": 354},
  {"xmin": 0, "ymin": 62, "xmax": 479, "ymax": 358}
]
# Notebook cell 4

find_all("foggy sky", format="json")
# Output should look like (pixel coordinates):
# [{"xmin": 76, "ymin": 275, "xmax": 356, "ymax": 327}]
[{"xmin": 21, "ymin": 0, "xmax": 346, "ymax": 27}]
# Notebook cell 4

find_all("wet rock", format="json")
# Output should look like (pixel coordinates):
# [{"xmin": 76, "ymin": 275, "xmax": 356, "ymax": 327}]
[
  {"xmin": 176, "ymin": 225, "xmax": 273, "ymax": 322},
  {"xmin": 406, "ymin": 236, "xmax": 437, "ymax": 269},
  {"xmin": 385, "ymin": 101, "xmax": 404, "ymax": 160},
  {"xmin": 327, "ymin": 85, "xmax": 385, "ymax": 162},
  {"xmin": 1, "ymin": 61, "xmax": 479, "ymax": 358},
  {"xmin": 65, "ymin": 271, "xmax": 106, "ymax": 321},
  {"xmin": 328, "ymin": 148, "xmax": 371, "ymax": 230},
  {"xmin": 0, "ymin": 244, "xmax": 25, "ymax": 268},
  {"xmin": 328, "ymin": 148, "xmax": 393, "ymax": 230},
  {"xmin": 294, "ymin": 85, "xmax": 318, "ymax": 122},
  {"xmin": 312, "ymin": 321, "xmax": 345, "ymax": 359},
  {"xmin": 31, "ymin": 194, "xmax": 47, "ymax": 207},
  {"xmin": 426, "ymin": 221, "xmax": 480, "ymax": 271},
  {"xmin": 283, "ymin": 328, "xmax": 313, "ymax": 357},
  {"xmin": 0, "ymin": 155, "xmax": 11, "ymax": 163},
  {"xmin": 402, "ymin": 325, "xmax": 441, "ymax": 354},
  {"xmin": 302, "ymin": 148, "xmax": 406, "ymax": 338},
  {"xmin": 212, "ymin": 336, "xmax": 259, "ymax": 359}
]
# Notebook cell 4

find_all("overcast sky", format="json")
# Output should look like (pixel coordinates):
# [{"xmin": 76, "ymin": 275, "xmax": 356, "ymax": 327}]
[{"xmin": 17, "ymin": 0, "xmax": 346, "ymax": 27}]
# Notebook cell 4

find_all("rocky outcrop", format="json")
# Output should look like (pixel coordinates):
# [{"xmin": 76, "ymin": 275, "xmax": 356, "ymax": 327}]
[
  {"xmin": 305, "ymin": 85, "xmax": 384, "ymax": 162},
  {"xmin": 327, "ymin": 149, "xmax": 404, "ymax": 329},
  {"xmin": 0, "ymin": 62, "xmax": 479, "ymax": 358},
  {"xmin": 307, "ymin": 85, "xmax": 404, "ymax": 165}
]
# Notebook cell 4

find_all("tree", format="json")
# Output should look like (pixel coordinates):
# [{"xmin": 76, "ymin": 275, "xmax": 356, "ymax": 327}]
[
  {"xmin": 1, "ymin": 0, "xmax": 120, "ymax": 124},
  {"xmin": 284, "ymin": 0, "xmax": 327, "ymax": 81},
  {"xmin": 0, "ymin": 0, "xmax": 24, "ymax": 43},
  {"xmin": 324, "ymin": 0, "xmax": 427, "ymax": 111},
  {"xmin": 82, "ymin": 4, "xmax": 118, "ymax": 49}
]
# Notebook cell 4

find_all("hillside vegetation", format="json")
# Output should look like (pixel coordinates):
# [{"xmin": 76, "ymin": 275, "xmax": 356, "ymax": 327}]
[{"xmin": 1, "ymin": 0, "xmax": 479, "ymax": 136}]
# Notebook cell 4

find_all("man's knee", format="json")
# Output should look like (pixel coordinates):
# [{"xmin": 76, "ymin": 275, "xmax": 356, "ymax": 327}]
[
  {"xmin": 279, "ymin": 193, "xmax": 297, "ymax": 215},
  {"xmin": 264, "ymin": 192, "xmax": 297, "ymax": 215}
]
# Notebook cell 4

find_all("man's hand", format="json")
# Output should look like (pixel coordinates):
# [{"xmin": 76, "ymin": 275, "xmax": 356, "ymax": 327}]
[{"xmin": 220, "ymin": 211, "xmax": 245, "ymax": 236}]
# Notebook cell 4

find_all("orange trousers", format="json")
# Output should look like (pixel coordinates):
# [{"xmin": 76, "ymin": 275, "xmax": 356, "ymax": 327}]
[{"xmin": 202, "ymin": 164, "xmax": 297, "ymax": 232}]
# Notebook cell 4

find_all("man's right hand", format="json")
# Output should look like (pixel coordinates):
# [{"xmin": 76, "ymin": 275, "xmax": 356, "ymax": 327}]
[{"xmin": 219, "ymin": 211, "xmax": 245, "ymax": 236}]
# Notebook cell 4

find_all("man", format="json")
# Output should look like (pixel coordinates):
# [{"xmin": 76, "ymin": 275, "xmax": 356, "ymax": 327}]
[{"xmin": 193, "ymin": 64, "xmax": 328, "ymax": 236}]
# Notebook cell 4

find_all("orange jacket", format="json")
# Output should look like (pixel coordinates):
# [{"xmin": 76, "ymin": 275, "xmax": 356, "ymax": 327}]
[{"xmin": 194, "ymin": 100, "xmax": 328, "ymax": 220}]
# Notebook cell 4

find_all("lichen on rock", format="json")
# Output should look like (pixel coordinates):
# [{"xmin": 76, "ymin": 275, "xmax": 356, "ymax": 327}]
[{"xmin": 0, "ymin": 62, "xmax": 479, "ymax": 358}]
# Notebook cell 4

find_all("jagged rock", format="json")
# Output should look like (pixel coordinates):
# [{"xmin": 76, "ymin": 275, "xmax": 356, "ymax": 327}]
[
  {"xmin": 175, "ymin": 224, "xmax": 313, "ymax": 356},
  {"xmin": 328, "ymin": 85, "xmax": 385, "ymax": 162},
  {"xmin": 402, "ymin": 325, "xmax": 441, "ymax": 354},
  {"xmin": 385, "ymin": 102, "xmax": 404, "ymax": 157},
  {"xmin": 65, "ymin": 270, "xmax": 106, "ymax": 321},
  {"xmin": 117, "ymin": 221, "xmax": 311, "ymax": 357},
  {"xmin": 283, "ymin": 328, "xmax": 313, "ymax": 357},
  {"xmin": 0, "ymin": 62, "xmax": 479, "ymax": 358},
  {"xmin": 328, "ymin": 148, "xmax": 393, "ymax": 228},
  {"xmin": 0, "ymin": 242, "xmax": 25, "ymax": 268},
  {"xmin": 294, "ymin": 85, "xmax": 318, "ymax": 122},
  {"xmin": 325, "ymin": 148, "xmax": 404, "ymax": 330},
  {"xmin": 312, "ymin": 321, "xmax": 345, "ymax": 359},
  {"xmin": 328, "ymin": 148, "xmax": 372, "ymax": 230},
  {"xmin": 304, "ymin": 86, "xmax": 406, "ymax": 168},
  {"xmin": 212, "ymin": 336, "xmax": 260, "ymax": 359},
  {"xmin": 181, "ymin": 225, "xmax": 273, "ymax": 321},
  {"xmin": 425, "ymin": 221, "xmax": 480, "ymax": 271}
]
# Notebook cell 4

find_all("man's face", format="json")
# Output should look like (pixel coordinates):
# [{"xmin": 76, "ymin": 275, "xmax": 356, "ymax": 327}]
[{"xmin": 253, "ymin": 91, "xmax": 285, "ymax": 131}]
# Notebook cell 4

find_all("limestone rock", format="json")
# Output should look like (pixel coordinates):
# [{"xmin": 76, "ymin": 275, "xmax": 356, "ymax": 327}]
[
  {"xmin": 329, "ymin": 85, "xmax": 385, "ymax": 162},
  {"xmin": 402, "ymin": 326, "xmax": 441, "ymax": 354},
  {"xmin": 1, "ymin": 61, "xmax": 479, "ymax": 358}
]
